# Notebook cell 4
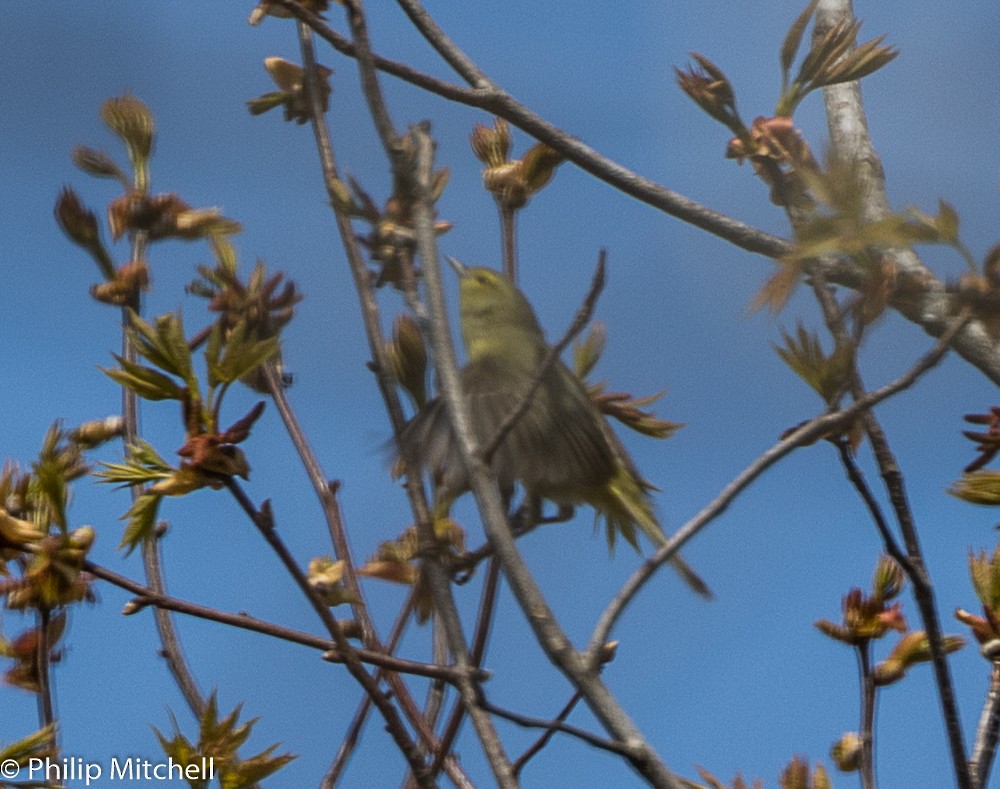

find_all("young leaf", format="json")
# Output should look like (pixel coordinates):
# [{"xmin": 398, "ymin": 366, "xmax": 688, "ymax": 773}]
[
  {"xmin": 118, "ymin": 492, "xmax": 162, "ymax": 552},
  {"xmin": 780, "ymin": 0, "xmax": 818, "ymax": 86}
]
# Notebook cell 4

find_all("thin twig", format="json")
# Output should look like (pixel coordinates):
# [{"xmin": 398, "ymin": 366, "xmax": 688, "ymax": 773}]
[
  {"xmin": 84, "ymin": 560, "xmax": 473, "ymax": 684},
  {"xmin": 857, "ymin": 643, "xmax": 877, "ymax": 789},
  {"xmin": 296, "ymin": 21, "xmax": 474, "ymax": 788},
  {"xmin": 267, "ymin": 0, "xmax": 788, "ymax": 260},
  {"xmin": 121, "ymin": 225, "xmax": 206, "ymax": 720},
  {"xmin": 588, "ymin": 313, "xmax": 968, "ymax": 661},
  {"xmin": 34, "ymin": 607, "xmax": 55, "ymax": 735},
  {"xmin": 498, "ymin": 204, "xmax": 517, "ymax": 282},
  {"xmin": 861, "ymin": 405, "xmax": 971, "ymax": 789},
  {"xmin": 323, "ymin": 593, "xmax": 416, "ymax": 788},
  {"xmin": 810, "ymin": 268, "xmax": 972, "ymax": 788},
  {"xmin": 410, "ymin": 123, "xmax": 518, "ymax": 789},
  {"xmin": 479, "ymin": 698, "xmax": 630, "ymax": 758},
  {"xmin": 481, "ymin": 251, "xmax": 606, "ymax": 464},
  {"xmin": 512, "ymin": 690, "xmax": 583, "ymax": 777},
  {"xmin": 393, "ymin": 0, "xmax": 493, "ymax": 88},
  {"xmin": 428, "ymin": 558, "xmax": 503, "ymax": 781},
  {"xmin": 834, "ymin": 439, "xmax": 908, "ymax": 570},
  {"xmin": 223, "ymin": 478, "xmax": 437, "ymax": 786},
  {"xmin": 260, "ymin": 360, "xmax": 369, "ymax": 639}
]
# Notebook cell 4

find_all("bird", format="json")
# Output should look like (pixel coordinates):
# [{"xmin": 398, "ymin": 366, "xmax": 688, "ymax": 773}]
[{"xmin": 398, "ymin": 258, "xmax": 710, "ymax": 597}]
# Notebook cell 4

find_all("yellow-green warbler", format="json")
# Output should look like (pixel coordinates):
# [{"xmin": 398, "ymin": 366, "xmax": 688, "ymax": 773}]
[{"xmin": 400, "ymin": 260, "xmax": 710, "ymax": 598}]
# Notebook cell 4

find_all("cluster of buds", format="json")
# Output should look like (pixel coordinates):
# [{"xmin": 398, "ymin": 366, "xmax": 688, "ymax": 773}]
[
  {"xmin": 694, "ymin": 755, "xmax": 829, "ymax": 789},
  {"xmin": 169, "ymin": 401, "xmax": 266, "ymax": 491},
  {"xmin": 817, "ymin": 556, "xmax": 964, "ymax": 689},
  {"xmin": 956, "ymin": 546, "xmax": 1000, "ymax": 661},
  {"xmin": 778, "ymin": 756, "xmax": 830, "ymax": 789},
  {"xmin": 328, "ymin": 165, "xmax": 452, "ymax": 291},
  {"xmin": 815, "ymin": 556, "xmax": 907, "ymax": 646},
  {"xmin": 106, "ymin": 192, "xmax": 241, "ymax": 244},
  {"xmin": 470, "ymin": 118, "xmax": 563, "ymax": 211},
  {"xmin": 358, "ymin": 520, "xmax": 465, "ymax": 623},
  {"xmin": 1, "ymin": 613, "xmax": 67, "ymax": 692},
  {"xmin": 676, "ymin": 4, "xmax": 896, "ymax": 208},
  {"xmin": 57, "ymin": 95, "xmax": 241, "ymax": 307},
  {"xmin": 190, "ymin": 255, "xmax": 301, "ymax": 391},
  {"xmin": 247, "ymin": 56, "xmax": 332, "ymax": 125},
  {"xmin": 5, "ymin": 528, "xmax": 95, "ymax": 611}
]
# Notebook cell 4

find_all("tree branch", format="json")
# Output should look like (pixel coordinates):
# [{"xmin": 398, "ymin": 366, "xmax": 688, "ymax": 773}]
[
  {"xmin": 270, "ymin": 0, "xmax": 1000, "ymax": 389},
  {"xmin": 589, "ymin": 313, "xmax": 967, "ymax": 660},
  {"xmin": 412, "ymin": 122, "xmax": 684, "ymax": 788}
]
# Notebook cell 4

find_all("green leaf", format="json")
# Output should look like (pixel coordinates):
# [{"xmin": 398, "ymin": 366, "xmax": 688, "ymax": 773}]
[
  {"xmin": 213, "ymin": 322, "xmax": 279, "ymax": 386},
  {"xmin": 780, "ymin": 0, "xmax": 818, "ymax": 86},
  {"xmin": 119, "ymin": 492, "xmax": 162, "ymax": 553},
  {"xmin": 936, "ymin": 199, "xmax": 960, "ymax": 245},
  {"xmin": 103, "ymin": 354, "xmax": 185, "ymax": 401},
  {"xmin": 949, "ymin": 470, "xmax": 1000, "ymax": 506},
  {"xmin": 127, "ymin": 311, "xmax": 199, "ymax": 397},
  {"xmin": 773, "ymin": 321, "xmax": 852, "ymax": 403},
  {"xmin": 0, "ymin": 723, "xmax": 57, "ymax": 763},
  {"xmin": 96, "ymin": 439, "xmax": 173, "ymax": 487}
]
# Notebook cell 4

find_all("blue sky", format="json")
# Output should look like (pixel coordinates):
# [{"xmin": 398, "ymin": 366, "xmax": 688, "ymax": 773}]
[{"xmin": 3, "ymin": 2, "xmax": 1000, "ymax": 787}]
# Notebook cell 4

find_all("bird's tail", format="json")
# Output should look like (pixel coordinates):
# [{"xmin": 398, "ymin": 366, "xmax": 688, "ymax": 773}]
[{"xmin": 605, "ymin": 467, "xmax": 713, "ymax": 599}]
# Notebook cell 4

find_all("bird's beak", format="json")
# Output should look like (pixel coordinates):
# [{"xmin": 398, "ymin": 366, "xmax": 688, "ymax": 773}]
[{"xmin": 445, "ymin": 256, "xmax": 468, "ymax": 278}]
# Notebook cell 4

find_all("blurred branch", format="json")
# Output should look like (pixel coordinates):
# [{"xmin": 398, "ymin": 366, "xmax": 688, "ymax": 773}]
[
  {"xmin": 589, "ymin": 311, "xmax": 967, "ymax": 661},
  {"xmin": 813, "ymin": 3, "xmax": 973, "ymax": 782},
  {"xmin": 270, "ymin": 0, "xmax": 1000, "ymax": 390},
  {"xmin": 34, "ymin": 607, "xmax": 55, "ymax": 735}
]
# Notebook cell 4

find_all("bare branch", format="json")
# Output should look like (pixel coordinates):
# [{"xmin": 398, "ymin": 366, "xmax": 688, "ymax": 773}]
[
  {"xmin": 589, "ymin": 312, "xmax": 968, "ymax": 659},
  {"xmin": 410, "ymin": 123, "xmax": 519, "ymax": 789},
  {"xmin": 84, "ymin": 561, "xmax": 477, "ymax": 684},
  {"xmin": 512, "ymin": 690, "xmax": 583, "ymax": 777},
  {"xmin": 479, "ymin": 698, "xmax": 631, "ymax": 758},
  {"xmin": 223, "ymin": 477, "xmax": 437, "ymax": 787}
]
